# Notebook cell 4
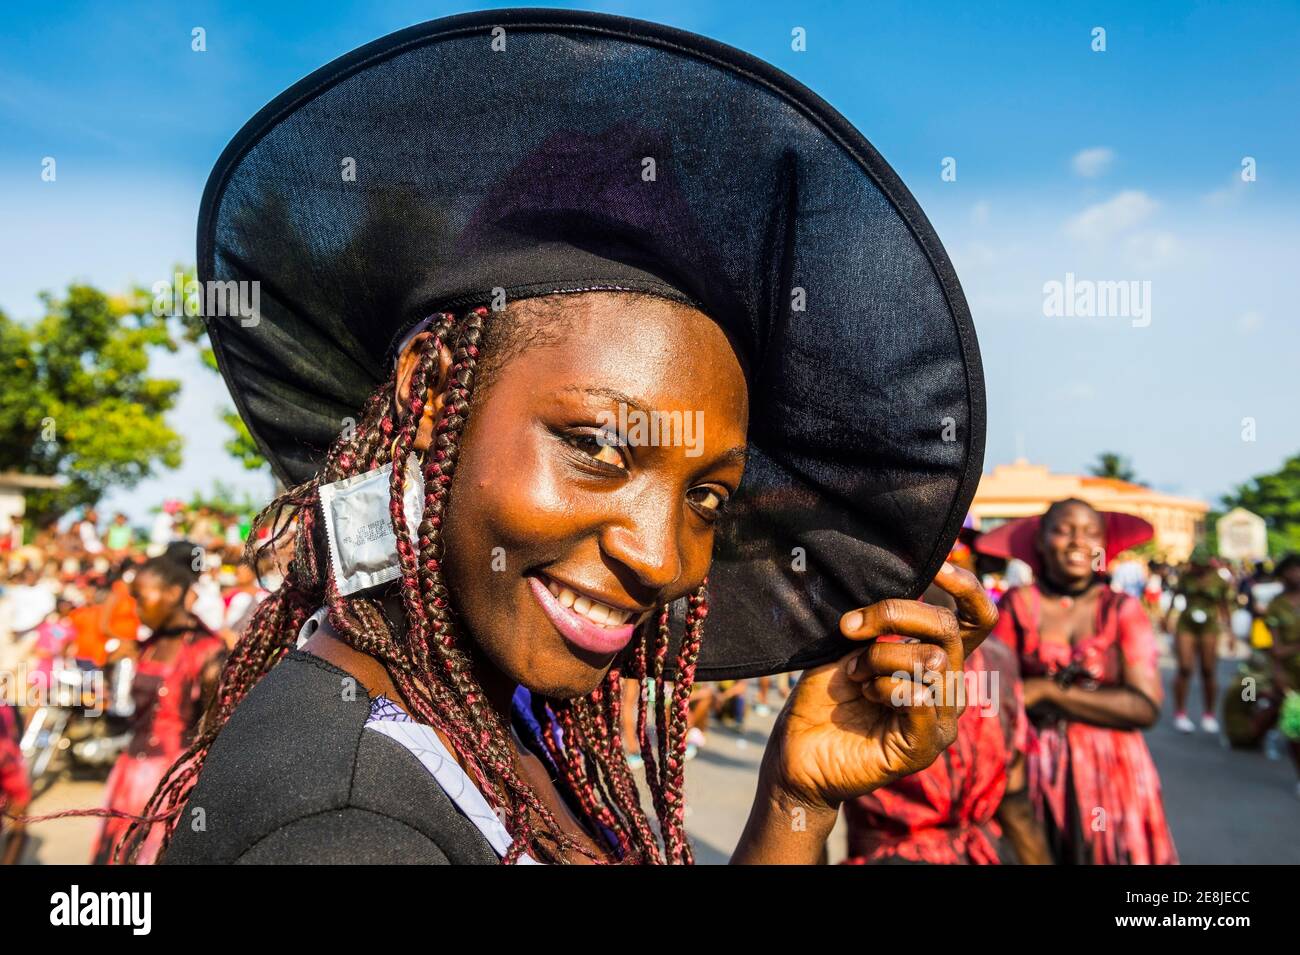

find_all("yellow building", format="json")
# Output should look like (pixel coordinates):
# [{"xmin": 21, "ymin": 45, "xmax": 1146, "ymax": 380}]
[{"xmin": 970, "ymin": 459, "xmax": 1209, "ymax": 562}]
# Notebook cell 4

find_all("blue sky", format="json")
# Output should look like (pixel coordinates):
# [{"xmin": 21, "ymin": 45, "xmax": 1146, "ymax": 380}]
[{"xmin": 2, "ymin": 1, "xmax": 1298, "ymax": 522}]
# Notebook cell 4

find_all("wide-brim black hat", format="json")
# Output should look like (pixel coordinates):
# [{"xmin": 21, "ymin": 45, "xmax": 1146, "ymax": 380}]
[{"xmin": 200, "ymin": 8, "xmax": 985, "ymax": 680}]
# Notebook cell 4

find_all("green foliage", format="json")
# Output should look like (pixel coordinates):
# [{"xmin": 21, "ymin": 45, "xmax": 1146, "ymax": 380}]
[
  {"xmin": 1220, "ymin": 452, "xmax": 1300, "ymax": 556},
  {"xmin": 221, "ymin": 409, "xmax": 266, "ymax": 471},
  {"xmin": 167, "ymin": 265, "xmax": 266, "ymax": 474},
  {"xmin": 0, "ymin": 283, "xmax": 184, "ymax": 525},
  {"xmin": 1088, "ymin": 451, "xmax": 1142, "ymax": 486},
  {"xmin": 183, "ymin": 480, "xmax": 263, "ymax": 523}
]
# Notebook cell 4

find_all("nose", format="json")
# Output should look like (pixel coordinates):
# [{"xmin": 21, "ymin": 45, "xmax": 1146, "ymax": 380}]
[{"xmin": 599, "ymin": 487, "xmax": 684, "ymax": 597}]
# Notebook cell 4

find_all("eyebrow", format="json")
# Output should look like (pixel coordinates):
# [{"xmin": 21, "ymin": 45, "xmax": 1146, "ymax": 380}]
[
  {"xmin": 715, "ymin": 445, "xmax": 749, "ymax": 466},
  {"xmin": 561, "ymin": 386, "xmax": 749, "ymax": 468},
  {"xmin": 563, "ymin": 386, "xmax": 649, "ymax": 417}
]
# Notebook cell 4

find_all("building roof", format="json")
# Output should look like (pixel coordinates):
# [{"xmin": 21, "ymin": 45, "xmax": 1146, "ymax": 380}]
[
  {"xmin": 0, "ymin": 471, "xmax": 65, "ymax": 491},
  {"xmin": 973, "ymin": 459, "xmax": 1208, "ymax": 514}
]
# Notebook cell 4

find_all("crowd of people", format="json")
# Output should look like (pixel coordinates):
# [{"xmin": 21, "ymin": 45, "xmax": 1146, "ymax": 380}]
[
  {"xmin": 616, "ymin": 500, "xmax": 1300, "ymax": 865},
  {"xmin": 0, "ymin": 502, "xmax": 272, "ymax": 863},
  {"xmin": 2, "ymin": 496, "xmax": 1299, "ymax": 865}
]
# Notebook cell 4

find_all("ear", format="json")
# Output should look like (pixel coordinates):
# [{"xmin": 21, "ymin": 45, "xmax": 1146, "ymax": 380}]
[{"xmin": 395, "ymin": 331, "xmax": 454, "ymax": 414}]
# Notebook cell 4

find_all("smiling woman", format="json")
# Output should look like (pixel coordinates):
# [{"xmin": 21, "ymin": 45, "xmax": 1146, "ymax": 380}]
[
  {"xmin": 121, "ymin": 9, "xmax": 994, "ymax": 865},
  {"xmin": 430, "ymin": 294, "xmax": 749, "ymax": 702},
  {"xmin": 984, "ymin": 500, "xmax": 1178, "ymax": 864}
]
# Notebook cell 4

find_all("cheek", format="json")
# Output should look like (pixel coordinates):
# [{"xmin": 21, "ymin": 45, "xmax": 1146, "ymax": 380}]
[
  {"xmin": 440, "ymin": 421, "xmax": 626, "ymax": 697},
  {"xmin": 446, "ymin": 423, "xmax": 589, "ymax": 562},
  {"xmin": 440, "ymin": 423, "xmax": 568, "ymax": 645}
]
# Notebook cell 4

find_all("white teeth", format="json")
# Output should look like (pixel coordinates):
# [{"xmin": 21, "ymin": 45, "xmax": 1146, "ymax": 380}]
[{"xmin": 544, "ymin": 577, "xmax": 634, "ymax": 628}]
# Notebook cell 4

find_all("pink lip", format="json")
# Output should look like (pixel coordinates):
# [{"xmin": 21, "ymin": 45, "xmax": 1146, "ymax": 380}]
[{"xmin": 527, "ymin": 575, "xmax": 637, "ymax": 656}]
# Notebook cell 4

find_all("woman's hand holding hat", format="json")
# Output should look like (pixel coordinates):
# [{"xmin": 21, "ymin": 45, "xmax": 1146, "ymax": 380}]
[{"xmin": 732, "ymin": 563, "xmax": 997, "ymax": 863}]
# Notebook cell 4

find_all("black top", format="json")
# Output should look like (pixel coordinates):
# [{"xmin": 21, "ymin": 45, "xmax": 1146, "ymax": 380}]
[{"xmin": 162, "ymin": 651, "xmax": 499, "ymax": 865}]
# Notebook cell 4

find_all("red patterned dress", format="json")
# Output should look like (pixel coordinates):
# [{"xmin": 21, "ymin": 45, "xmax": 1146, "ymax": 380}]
[
  {"xmin": 841, "ymin": 637, "xmax": 1027, "ymax": 865},
  {"xmin": 992, "ymin": 584, "xmax": 1177, "ymax": 865},
  {"xmin": 0, "ymin": 704, "xmax": 31, "ymax": 843},
  {"xmin": 92, "ymin": 626, "xmax": 225, "ymax": 865}
]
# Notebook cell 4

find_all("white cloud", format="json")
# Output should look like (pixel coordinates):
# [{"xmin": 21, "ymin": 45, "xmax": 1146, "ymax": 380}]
[
  {"xmin": 1072, "ymin": 147, "xmax": 1115, "ymax": 178},
  {"xmin": 1123, "ymin": 230, "xmax": 1181, "ymax": 270},
  {"xmin": 1236, "ymin": 310, "xmax": 1263, "ymax": 333},
  {"xmin": 956, "ymin": 241, "xmax": 998, "ymax": 268},
  {"xmin": 1202, "ymin": 174, "xmax": 1250, "ymax": 208},
  {"xmin": 1065, "ymin": 190, "xmax": 1159, "ymax": 242}
]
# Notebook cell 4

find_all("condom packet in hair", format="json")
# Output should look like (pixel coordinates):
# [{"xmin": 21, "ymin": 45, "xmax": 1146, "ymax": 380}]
[{"xmin": 318, "ymin": 453, "xmax": 424, "ymax": 596}]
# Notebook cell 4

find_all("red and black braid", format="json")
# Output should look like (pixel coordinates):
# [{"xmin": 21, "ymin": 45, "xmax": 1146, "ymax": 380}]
[{"xmin": 118, "ymin": 303, "xmax": 710, "ymax": 866}]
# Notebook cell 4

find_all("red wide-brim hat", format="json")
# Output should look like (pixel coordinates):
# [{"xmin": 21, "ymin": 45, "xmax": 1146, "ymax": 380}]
[{"xmin": 974, "ymin": 511, "xmax": 1153, "ymax": 576}]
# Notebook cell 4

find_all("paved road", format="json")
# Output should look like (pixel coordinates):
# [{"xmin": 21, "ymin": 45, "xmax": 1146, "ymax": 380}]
[
  {"xmin": 19, "ymin": 776, "xmax": 103, "ymax": 865},
  {"xmin": 20, "ymin": 660, "xmax": 1298, "ymax": 865},
  {"xmin": 1146, "ymin": 657, "xmax": 1299, "ymax": 864},
  {"xmin": 679, "ymin": 657, "xmax": 1300, "ymax": 864}
]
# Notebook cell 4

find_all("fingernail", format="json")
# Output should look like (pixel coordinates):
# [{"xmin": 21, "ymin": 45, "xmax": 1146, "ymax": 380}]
[
  {"xmin": 940, "ymin": 561, "xmax": 955, "ymax": 575},
  {"xmin": 847, "ymin": 653, "xmax": 859, "ymax": 676},
  {"xmin": 842, "ymin": 610, "xmax": 863, "ymax": 632}
]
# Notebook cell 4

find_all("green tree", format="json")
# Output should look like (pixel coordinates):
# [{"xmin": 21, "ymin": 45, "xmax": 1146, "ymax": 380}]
[
  {"xmin": 1088, "ymin": 451, "xmax": 1142, "ymax": 485},
  {"xmin": 183, "ymin": 480, "xmax": 263, "ymax": 523},
  {"xmin": 220, "ymin": 409, "xmax": 267, "ymax": 471},
  {"xmin": 170, "ymin": 270, "xmax": 268, "ymax": 474},
  {"xmin": 0, "ymin": 283, "xmax": 184, "ymax": 525},
  {"xmin": 1220, "ymin": 452, "xmax": 1300, "ymax": 556}
]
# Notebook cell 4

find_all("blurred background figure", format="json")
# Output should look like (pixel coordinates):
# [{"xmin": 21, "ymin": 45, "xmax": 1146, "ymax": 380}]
[
  {"xmin": 979, "ymin": 499, "xmax": 1177, "ymax": 864},
  {"xmin": 0, "ymin": 701, "xmax": 31, "ymax": 864},
  {"xmin": 1166, "ymin": 557, "xmax": 1234, "ymax": 733},
  {"xmin": 91, "ymin": 551, "xmax": 225, "ymax": 864},
  {"xmin": 753, "ymin": 674, "xmax": 789, "ymax": 717},
  {"xmin": 1259, "ymin": 555, "xmax": 1300, "ymax": 797}
]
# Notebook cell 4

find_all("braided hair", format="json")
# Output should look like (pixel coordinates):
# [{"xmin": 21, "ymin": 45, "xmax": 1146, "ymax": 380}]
[{"xmin": 122, "ymin": 301, "xmax": 708, "ymax": 864}]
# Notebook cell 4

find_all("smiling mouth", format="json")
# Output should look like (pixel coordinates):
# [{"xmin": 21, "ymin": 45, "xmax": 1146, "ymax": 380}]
[{"xmin": 526, "ymin": 573, "xmax": 652, "ymax": 657}]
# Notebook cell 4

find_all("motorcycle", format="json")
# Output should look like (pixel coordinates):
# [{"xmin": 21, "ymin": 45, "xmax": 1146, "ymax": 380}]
[{"xmin": 19, "ymin": 649, "xmax": 135, "ymax": 791}]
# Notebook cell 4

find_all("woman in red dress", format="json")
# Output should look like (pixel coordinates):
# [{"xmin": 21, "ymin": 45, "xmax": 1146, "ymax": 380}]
[
  {"xmin": 92, "ymin": 555, "xmax": 225, "ymax": 864},
  {"xmin": 0, "ymin": 703, "xmax": 31, "ymax": 864},
  {"xmin": 982, "ymin": 499, "xmax": 1178, "ymax": 865}
]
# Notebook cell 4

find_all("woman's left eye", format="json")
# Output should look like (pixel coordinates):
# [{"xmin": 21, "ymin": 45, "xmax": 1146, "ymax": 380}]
[{"xmin": 688, "ymin": 486, "xmax": 729, "ymax": 519}]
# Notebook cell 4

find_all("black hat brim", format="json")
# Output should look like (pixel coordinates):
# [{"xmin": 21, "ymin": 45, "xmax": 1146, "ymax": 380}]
[{"xmin": 199, "ymin": 8, "xmax": 985, "ymax": 680}]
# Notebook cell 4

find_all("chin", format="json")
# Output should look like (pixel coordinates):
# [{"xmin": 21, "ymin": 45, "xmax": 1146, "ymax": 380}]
[
  {"xmin": 518, "ymin": 654, "xmax": 616, "ymax": 701},
  {"xmin": 1054, "ymin": 567, "xmax": 1095, "ymax": 587},
  {"xmin": 476, "ymin": 626, "xmax": 616, "ymax": 702}
]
